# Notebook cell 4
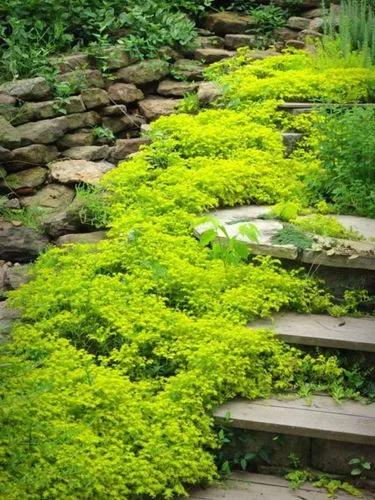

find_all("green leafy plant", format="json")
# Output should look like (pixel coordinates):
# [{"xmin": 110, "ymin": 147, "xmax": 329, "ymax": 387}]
[
  {"xmin": 91, "ymin": 126, "xmax": 116, "ymax": 144},
  {"xmin": 349, "ymin": 457, "xmax": 373, "ymax": 478},
  {"xmin": 116, "ymin": 3, "xmax": 197, "ymax": 59},
  {"xmin": 250, "ymin": 3, "xmax": 288, "ymax": 42},
  {"xmin": 288, "ymin": 452, "xmax": 301, "ymax": 470},
  {"xmin": 198, "ymin": 216, "xmax": 260, "ymax": 265},
  {"xmin": 215, "ymin": 426, "xmax": 274, "ymax": 477},
  {"xmin": 309, "ymin": 106, "xmax": 375, "ymax": 217},
  {"xmin": 75, "ymin": 185, "xmax": 111, "ymax": 228},
  {"xmin": 313, "ymin": 476, "xmax": 362, "ymax": 497},
  {"xmin": 286, "ymin": 469, "xmax": 363, "ymax": 497},
  {"xmin": 270, "ymin": 201, "xmax": 303, "ymax": 222},
  {"xmin": 294, "ymin": 215, "xmax": 362, "ymax": 241},
  {"xmin": 177, "ymin": 93, "xmax": 200, "ymax": 114},
  {"xmin": 0, "ymin": 0, "xmax": 205, "ymax": 81},
  {"xmin": 285, "ymin": 469, "xmax": 313, "ymax": 489},
  {"xmin": 53, "ymin": 74, "xmax": 88, "ymax": 98},
  {"xmin": 0, "ymin": 198, "xmax": 45, "ymax": 232},
  {"xmin": 218, "ymin": 0, "xmax": 302, "ymax": 15}
]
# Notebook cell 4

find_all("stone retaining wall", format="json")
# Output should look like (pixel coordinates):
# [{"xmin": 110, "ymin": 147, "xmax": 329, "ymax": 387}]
[{"xmin": 0, "ymin": 5, "xmax": 333, "ymax": 275}]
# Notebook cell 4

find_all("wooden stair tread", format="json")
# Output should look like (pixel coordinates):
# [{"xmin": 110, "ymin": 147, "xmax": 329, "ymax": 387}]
[
  {"xmin": 250, "ymin": 313, "xmax": 375, "ymax": 352},
  {"xmin": 278, "ymin": 102, "xmax": 375, "ymax": 108},
  {"xmin": 214, "ymin": 395, "xmax": 375, "ymax": 445},
  {"xmin": 279, "ymin": 102, "xmax": 322, "ymax": 108},
  {"xmin": 187, "ymin": 472, "xmax": 374, "ymax": 499}
]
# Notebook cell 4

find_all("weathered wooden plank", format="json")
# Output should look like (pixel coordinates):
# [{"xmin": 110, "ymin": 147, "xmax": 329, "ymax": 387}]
[
  {"xmin": 214, "ymin": 396, "xmax": 375, "ymax": 445},
  {"xmin": 246, "ymin": 394, "xmax": 375, "ymax": 419},
  {"xmin": 278, "ymin": 102, "xmax": 321, "ymax": 108},
  {"xmin": 250, "ymin": 313, "xmax": 375, "ymax": 352},
  {"xmin": 187, "ymin": 472, "xmax": 372, "ymax": 499}
]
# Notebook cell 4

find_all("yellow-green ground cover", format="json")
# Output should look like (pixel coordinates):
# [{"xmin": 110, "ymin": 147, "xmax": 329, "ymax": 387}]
[{"xmin": 1, "ymin": 49, "xmax": 374, "ymax": 498}]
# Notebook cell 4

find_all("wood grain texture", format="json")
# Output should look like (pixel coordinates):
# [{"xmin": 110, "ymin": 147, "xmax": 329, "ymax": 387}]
[
  {"xmin": 250, "ymin": 313, "xmax": 375, "ymax": 352},
  {"xmin": 214, "ymin": 395, "xmax": 375, "ymax": 445},
  {"xmin": 187, "ymin": 472, "xmax": 375, "ymax": 499}
]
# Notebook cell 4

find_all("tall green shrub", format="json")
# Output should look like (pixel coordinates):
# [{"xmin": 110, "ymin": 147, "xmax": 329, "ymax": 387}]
[{"xmin": 309, "ymin": 106, "xmax": 375, "ymax": 217}]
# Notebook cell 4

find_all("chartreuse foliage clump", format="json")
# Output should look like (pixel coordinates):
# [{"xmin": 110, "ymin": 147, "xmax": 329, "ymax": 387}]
[
  {"xmin": 0, "ymin": 50, "xmax": 371, "ymax": 498},
  {"xmin": 206, "ymin": 48, "xmax": 375, "ymax": 107},
  {"xmin": 206, "ymin": 48, "xmax": 375, "ymax": 217}
]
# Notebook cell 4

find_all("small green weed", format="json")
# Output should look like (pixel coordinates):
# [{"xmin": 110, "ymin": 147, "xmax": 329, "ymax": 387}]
[
  {"xmin": 286, "ymin": 469, "xmax": 362, "ymax": 497},
  {"xmin": 198, "ymin": 215, "xmax": 259, "ymax": 265},
  {"xmin": 250, "ymin": 4, "xmax": 288, "ymax": 38},
  {"xmin": 0, "ymin": 198, "xmax": 45, "ymax": 232},
  {"xmin": 177, "ymin": 93, "xmax": 200, "ymax": 114},
  {"xmin": 75, "ymin": 185, "xmax": 110, "ymax": 228},
  {"xmin": 349, "ymin": 457, "xmax": 373, "ymax": 479},
  {"xmin": 272, "ymin": 224, "xmax": 314, "ymax": 250},
  {"xmin": 92, "ymin": 126, "xmax": 116, "ymax": 144}
]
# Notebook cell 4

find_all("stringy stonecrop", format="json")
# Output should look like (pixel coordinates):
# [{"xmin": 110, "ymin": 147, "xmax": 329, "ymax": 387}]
[{"xmin": 1, "ymin": 49, "xmax": 373, "ymax": 498}]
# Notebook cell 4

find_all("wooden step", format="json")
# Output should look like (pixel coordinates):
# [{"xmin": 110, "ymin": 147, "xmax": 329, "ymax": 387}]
[
  {"xmin": 187, "ymin": 472, "xmax": 374, "ymax": 499},
  {"xmin": 250, "ymin": 313, "xmax": 375, "ymax": 352},
  {"xmin": 214, "ymin": 395, "xmax": 375, "ymax": 446},
  {"xmin": 278, "ymin": 102, "xmax": 375, "ymax": 115}
]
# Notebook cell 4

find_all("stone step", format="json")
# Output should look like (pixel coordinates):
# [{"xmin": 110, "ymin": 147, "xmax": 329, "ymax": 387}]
[
  {"xmin": 187, "ymin": 472, "xmax": 374, "ymax": 499},
  {"xmin": 194, "ymin": 206, "xmax": 375, "ymax": 278},
  {"xmin": 250, "ymin": 313, "xmax": 375, "ymax": 353},
  {"xmin": 214, "ymin": 395, "xmax": 375, "ymax": 446},
  {"xmin": 336, "ymin": 215, "xmax": 375, "ymax": 241}
]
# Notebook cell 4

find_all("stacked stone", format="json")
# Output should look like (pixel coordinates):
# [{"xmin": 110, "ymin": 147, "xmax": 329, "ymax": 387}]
[
  {"xmin": 200, "ymin": 2, "xmax": 339, "ymax": 51},
  {"xmin": 0, "ymin": 43, "xmax": 230, "ymax": 263},
  {"xmin": 0, "ymin": 4, "xmax": 338, "ymax": 266}
]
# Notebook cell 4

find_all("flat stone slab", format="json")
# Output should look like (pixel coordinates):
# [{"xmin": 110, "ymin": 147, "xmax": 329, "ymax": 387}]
[
  {"xmin": 195, "ymin": 206, "xmax": 298, "ymax": 260},
  {"xmin": 214, "ymin": 395, "xmax": 375, "ymax": 445},
  {"xmin": 336, "ymin": 215, "xmax": 375, "ymax": 241},
  {"xmin": 301, "ymin": 240, "xmax": 375, "ymax": 270},
  {"xmin": 209, "ymin": 205, "xmax": 272, "ymax": 224},
  {"xmin": 187, "ymin": 472, "xmax": 371, "ymax": 499},
  {"xmin": 56, "ymin": 231, "xmax": 106, "ymax": 246},
  {"xmin": 250, "ymin": 313, "xmax": 375, "ymax": 352},
  {"xmin": 49, "ymin": 159, "xmax": 114, "ymax": 184},
  {"xmin": 196, "ymin": 206, "xmax": 375, "ymax": 271}
]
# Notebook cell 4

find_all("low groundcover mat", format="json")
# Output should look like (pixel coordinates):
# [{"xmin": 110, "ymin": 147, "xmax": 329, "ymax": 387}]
[{"xmin": 1, "ymin": 49, "xmax": 374, "ymax": 498}]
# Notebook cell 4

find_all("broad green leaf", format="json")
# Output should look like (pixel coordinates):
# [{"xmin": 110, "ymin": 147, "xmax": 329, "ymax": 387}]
[{"xmin": 199, "ymin": 228, "xmax": 217, "ymax": 247}]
